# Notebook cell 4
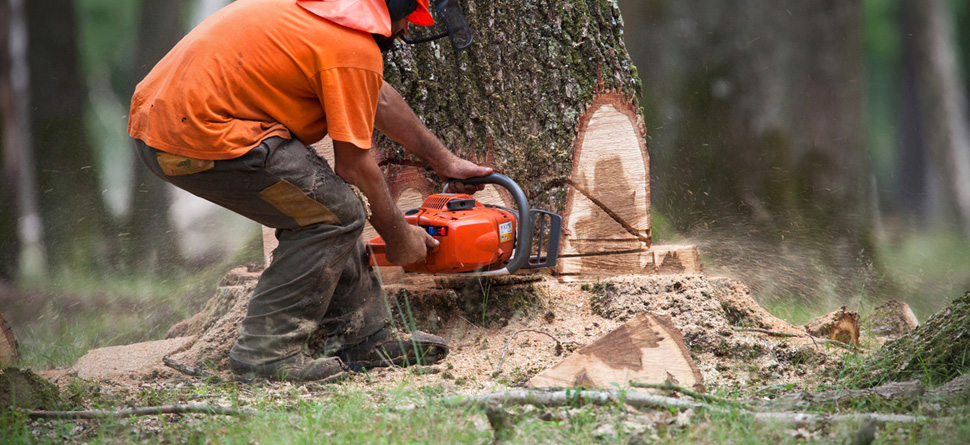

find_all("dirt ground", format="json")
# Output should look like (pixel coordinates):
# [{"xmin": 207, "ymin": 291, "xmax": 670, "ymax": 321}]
[{"xmin": 53, "ymin": 267, "xmax": 851, "ymax": 398}]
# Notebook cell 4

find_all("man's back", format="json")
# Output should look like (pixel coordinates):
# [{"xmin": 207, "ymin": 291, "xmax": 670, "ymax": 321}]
[{"xmin": 128, "ymin": 0, "xmax": 383, "ymax": 160}]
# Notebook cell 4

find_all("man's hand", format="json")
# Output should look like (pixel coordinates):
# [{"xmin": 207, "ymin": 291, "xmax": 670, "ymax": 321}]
[
  {"xmin": 438, "ymin": 158, "xmax": 493, "ymax": 195},
  {"xmin": 384, "ymin": 224, "xmax": 439, "ymax": 266}
]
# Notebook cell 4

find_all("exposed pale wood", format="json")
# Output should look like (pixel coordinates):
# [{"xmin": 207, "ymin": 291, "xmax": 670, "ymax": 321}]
[
  {"xmin": 0, "ymin": 312, "xmax": 20, "ymax": 365},
  {"xmin": 804, "ymin": 307, "xmax": 860, "ymax": 346},
  {"xmin": 559, "ymin": 97, "xmax": 651, "ymax": 275},
  {"xmin": 558, "ymin": 244, "xmax": 701, "ymax": 278},
  {"xmin": 528, "ymin": 312, "xmax": 702, "ymax": 390},
  {"xmin": 863, "ymin": 300, "xmax": 919, "ymax": 337}
]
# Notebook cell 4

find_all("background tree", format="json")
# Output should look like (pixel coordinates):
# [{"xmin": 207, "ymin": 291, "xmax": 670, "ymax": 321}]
[
  {"xmin": 122, "ymin": 0, "xmax": 189, "ymax": 271},
  {"xmin": 25, "ymin": 0, "xmax": 110, "ymax": 273},
  {"xmin": 617, "ymin": 0, "xmax": 873, "ymax": 304},
  {"xmin": 0, "ymin": 0, "xmax": 47, "ymax": 279},
  {"xmin": 905, "ymin": 0, "xmax": 970, "ymax": 238}
]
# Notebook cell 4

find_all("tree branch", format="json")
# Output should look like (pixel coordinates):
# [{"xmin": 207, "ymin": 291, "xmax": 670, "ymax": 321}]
[
  {"xmin": 24, "ymin": 404, "xmax": 257, "ymax": 420},
  {"xmin": 443, "ymin": 389, "xmax": 924, "ymax": 425}
]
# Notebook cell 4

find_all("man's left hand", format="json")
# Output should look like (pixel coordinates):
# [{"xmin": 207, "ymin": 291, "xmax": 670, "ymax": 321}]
[{"xmin": 437, "ymin": 158, "xmax": 493, "ymax": 195}]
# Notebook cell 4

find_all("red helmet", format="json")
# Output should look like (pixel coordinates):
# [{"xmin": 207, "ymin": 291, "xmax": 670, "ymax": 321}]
[{"xmin": 296, "ymin": 0, "xmax": 433, "ymax": 36}]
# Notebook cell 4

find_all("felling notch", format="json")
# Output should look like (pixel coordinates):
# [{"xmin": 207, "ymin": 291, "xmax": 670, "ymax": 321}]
[{"xmin": 528, "ymin": 312, "xmax": 703, "ymax": 390}]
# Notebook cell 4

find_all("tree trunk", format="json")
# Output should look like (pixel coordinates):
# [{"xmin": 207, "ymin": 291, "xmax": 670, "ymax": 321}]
[
  {"xmin": 377, "ymin": 0, "xmax": 652, "ymax": 277},
  {"xmin": 123, "ymin": 0, "xmax": 187, "ymax": 271},
  {"xmin": 906, "ymin": 0, "xmax": 970, "ymax": 237},
  {"xmin": 0, "ymin": 0, "xmax": 47, "ymax": 279},
  {"xmin": 618, "ymin": 0, "xmax": 873, "ymax": 300},
  {"xmin": 26, "ymin": 0, "xmax": 112, "ymax": 272}
]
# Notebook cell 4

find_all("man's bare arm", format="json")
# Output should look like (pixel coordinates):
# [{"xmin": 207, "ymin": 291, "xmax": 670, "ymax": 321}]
[
  {"xmin": 332, "ymin": 139, "xmax": 434, "ymax": 265},
  {"xmin": 375, "ymin": 81, "xmax": 492, "ymax": 188}
]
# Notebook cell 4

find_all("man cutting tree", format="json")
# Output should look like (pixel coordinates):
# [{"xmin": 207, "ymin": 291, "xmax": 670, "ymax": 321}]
[{"xmin": 127, "ymin": 0, "xmax": 491, "ymax": 382}]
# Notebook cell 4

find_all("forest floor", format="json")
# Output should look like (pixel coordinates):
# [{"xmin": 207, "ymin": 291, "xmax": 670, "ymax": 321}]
[{"xmin": 3, "ymin": 268, "xmax": 970, "ymax": 443}]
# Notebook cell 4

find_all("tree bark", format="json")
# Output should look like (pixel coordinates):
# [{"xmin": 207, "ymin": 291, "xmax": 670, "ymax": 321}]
[
  {"xmin": 378, "ymin": 0, "xmax": 651, "ymax": 276},
  {"xmin": 123, "ymin": 0, "xmax": 187, "ymax": 271},
  {"xmin": 26, "ymin": 0, "xmax": 112, "ymax": 271},
  {"xmin": 906, "ymin": 0, "xmax": 970, "ymax": 237}
]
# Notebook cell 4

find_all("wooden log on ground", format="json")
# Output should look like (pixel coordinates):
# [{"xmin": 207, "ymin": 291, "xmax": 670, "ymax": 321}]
[
  {"xmin": 0, "ymin": 312, "xmax": 19, "ymax": 365},
  {"xmin": 804, "ymin": 306, "xmax": 860, "ymax": 346},
  {"xmin": 862, "ymin": 300, "xmax": 919, "ymax": 337},
  {"xmin": 528, "ymin": 312, "xmax": 703, "ymax": 390}
]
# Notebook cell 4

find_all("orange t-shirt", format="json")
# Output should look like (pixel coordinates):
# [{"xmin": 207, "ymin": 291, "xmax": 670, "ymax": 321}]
[{"xmin": 128, "ymin": 0, "xmax": 383, "ymax": 160}]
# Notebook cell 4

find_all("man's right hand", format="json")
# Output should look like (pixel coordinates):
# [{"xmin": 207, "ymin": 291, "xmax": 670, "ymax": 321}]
[{"xmin": 384, "ymin": 224, "xmax": 439, "ymax": 266}]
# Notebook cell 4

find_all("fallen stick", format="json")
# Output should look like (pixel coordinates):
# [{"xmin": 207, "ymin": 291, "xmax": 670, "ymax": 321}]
[
  {"xmin": 162, "ymin": 357, "xmax": 225, "ymax": 383},
  {"xmin": 491, "ymin": 329, "xmax": 562, "ymax": 377},
  {"xmin": 443, "ymin": 389, "xmax": 924, "ymax": 425},
  {"xmin": 733, "ymin": 328, "xmax": 866, "ymax": 352},
  {"xmin": 629, "ymin": 381, "xmax": 746, "ymax": 408},
  {"xmin": 24, "ymin": 404, "xmax": 257, "ymax": 420}
]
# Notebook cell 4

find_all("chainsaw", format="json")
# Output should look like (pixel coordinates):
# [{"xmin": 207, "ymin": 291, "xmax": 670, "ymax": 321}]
[{"xmin": 367, "ymin": 173, "xmax": 562, "ymax": 276}]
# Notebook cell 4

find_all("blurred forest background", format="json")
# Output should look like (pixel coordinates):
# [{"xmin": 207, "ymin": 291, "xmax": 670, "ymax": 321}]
[{"xmin": 1, "ymin": 0, "xmax": 969, "ymax": 358}]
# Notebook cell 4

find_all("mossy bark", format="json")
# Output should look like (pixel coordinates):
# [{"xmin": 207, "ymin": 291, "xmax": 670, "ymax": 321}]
[
  {"xmin": 380, "ymin": 0, "xmax": 642, "ymax": 212},
  {"xmin": 858, "ymin": 291, "xmax": 970, "ymax": 386},
  {"xmin": 0, "ymin": 368, "xmax": 63, "ymax": 411}
]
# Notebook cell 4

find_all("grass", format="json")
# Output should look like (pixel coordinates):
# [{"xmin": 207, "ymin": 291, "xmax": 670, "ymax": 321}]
[
  {"xmin": 2, "ymin": 226, "xmax": 969, "ymax": 442},
  {"xmin": 4, "ymin": 376, "xmax": 969, "ymax": 444},
  {"xmin": 4, "ymin": 265, "xmax": 230, "ymax": 368}
]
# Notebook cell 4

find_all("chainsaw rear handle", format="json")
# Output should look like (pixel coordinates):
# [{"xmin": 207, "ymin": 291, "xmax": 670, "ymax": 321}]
[{"xmin": 445, "ymin": 174, "xmax": 531, "ymax": 274}]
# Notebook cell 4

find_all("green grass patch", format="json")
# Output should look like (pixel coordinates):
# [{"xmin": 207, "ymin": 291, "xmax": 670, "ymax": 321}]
[
  {"xmin": 874, "ymin": 228, "xmax": 970, "ymax": 320},
  {"xmin": 6, "ymin": 266, "xmax": 232, "ymax": 368}
]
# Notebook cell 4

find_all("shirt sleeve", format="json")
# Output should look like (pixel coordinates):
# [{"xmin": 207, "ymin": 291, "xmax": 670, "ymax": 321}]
[{"xmin": 316, "ymin": 67, "xmax": 383, "ymax": 149}]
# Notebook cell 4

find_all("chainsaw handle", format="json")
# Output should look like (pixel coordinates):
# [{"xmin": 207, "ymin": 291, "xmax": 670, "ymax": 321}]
[{"xmin": 445, "ymin": 173, "xmax": 532, "ymax": 274}]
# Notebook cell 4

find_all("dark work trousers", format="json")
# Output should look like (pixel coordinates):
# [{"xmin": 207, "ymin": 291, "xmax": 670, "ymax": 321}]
[{"xmin": 135, "ymin": 137, "xmax": 388, "ymax": 365}]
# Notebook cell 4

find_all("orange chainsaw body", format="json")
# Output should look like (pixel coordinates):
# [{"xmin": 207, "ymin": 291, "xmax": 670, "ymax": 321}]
[{"xmin": 367, "ymin": 193, "xmax": 517, "ymax": 274}]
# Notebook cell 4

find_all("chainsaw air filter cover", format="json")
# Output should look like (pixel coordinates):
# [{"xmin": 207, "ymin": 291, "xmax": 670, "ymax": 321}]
[{"xmin": 369, "ymin": 193, "xmax": 517, "ymax": 273}]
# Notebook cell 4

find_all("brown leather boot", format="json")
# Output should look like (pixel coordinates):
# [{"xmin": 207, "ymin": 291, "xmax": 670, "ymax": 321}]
[
  {"xmin": 337, "ymin": 327, "xmax": 449, "ymax": 370},
  {"xmin": 230, "ymin": 353, "xmax": 348, "ymax": 383}
]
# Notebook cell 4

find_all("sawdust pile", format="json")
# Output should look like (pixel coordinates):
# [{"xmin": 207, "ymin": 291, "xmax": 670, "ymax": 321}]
[{"xmin": 65, "ymin": 268, "xmax": 846, "ymax": 392}]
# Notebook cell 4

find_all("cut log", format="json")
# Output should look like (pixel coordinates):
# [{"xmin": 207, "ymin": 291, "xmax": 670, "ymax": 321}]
[
  {"xmin": 0, "ymin": 312, "xmax": 19, "ymax": 365},
  {"xmin": 804, "ymin": 307, "xmax": 860, "ymax": 346},
  {"xmin": 528, "ymin": 312, "xmax": 703, "ymax": 390},
  {"xmin": 862, "ymin": 300, "xmax": 919, "ymax": 337}
]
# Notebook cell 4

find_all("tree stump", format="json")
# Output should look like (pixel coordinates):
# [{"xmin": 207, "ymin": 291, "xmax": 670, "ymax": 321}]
[{"xmin": 862, "ymin": 300, "xmax": 919, "ymax": 337}]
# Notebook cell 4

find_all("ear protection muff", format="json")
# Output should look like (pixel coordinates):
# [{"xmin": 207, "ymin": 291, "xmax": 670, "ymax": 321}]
[{"xmin": 386, "ymin": 0, "xmax": 418, "ymax": 22}]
